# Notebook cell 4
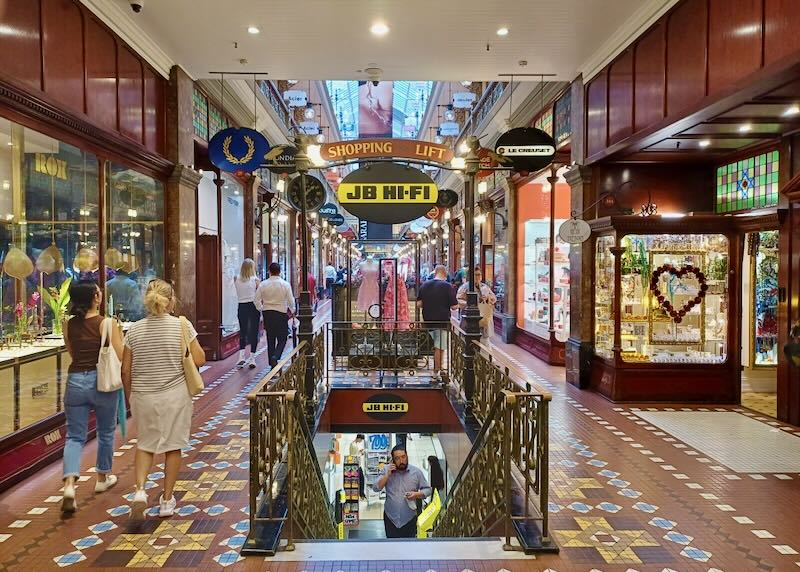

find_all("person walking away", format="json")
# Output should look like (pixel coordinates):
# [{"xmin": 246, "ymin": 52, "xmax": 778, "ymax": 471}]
[
  {"xmin": 61, "ymin": 280, "xmax": 124, "ymax": 513},
  {"xmin": 417, "ymin": 265, "xmax": 459, "ymax": 379},
  {"xmin": 234, "ymin": 258, "xmax": 260, "ymax": 369},
  {"xmin": 307, "ymin": 271, "xmax": 317, "ymax": 311},
  {"xmin": 372, "ymin": 444, "xmax": 431, "ymax": 538},
  {"xmin": 255, "ymin": 262, "xmax": 296, "ymax": 367},
  {"xmin": 457, "ymin": 266, "xmax": 497, "ymax": 340},
  {"xmin": 123, "ymin": 279, "xmax": 206, "ymax": 519},
  {"xmin": 426, "ymin": 455, "xmax": 446, "ymax": 501},
  {"xmin": 324, "ymin": 262, "xmax": 337, "ymax": 299}
]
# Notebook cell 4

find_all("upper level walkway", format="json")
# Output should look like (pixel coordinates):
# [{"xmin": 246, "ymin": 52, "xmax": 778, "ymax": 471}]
[{"xmin": 1, "ymin": 306, "xmax": 800, "ymax": 571}]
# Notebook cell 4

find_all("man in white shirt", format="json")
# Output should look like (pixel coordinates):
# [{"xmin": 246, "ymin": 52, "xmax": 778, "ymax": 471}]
[
  {"xmin": 255, "ymin": 262, "xmax": 296, "ymax": 367},
  {"xmin": 324, "ymin": 263, "xmax": 337, "ymax": 299},
  {"xmin": 457, "ymin": 266, "xmax": 497, "ymax": 340}
]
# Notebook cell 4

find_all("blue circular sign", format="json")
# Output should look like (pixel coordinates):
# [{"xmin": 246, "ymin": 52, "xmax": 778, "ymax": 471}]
[
  {"xmin": 318, "ymin": 202, "xmax": 339, "ymax": 219},
  {"xmin": 208, "ymin": 127, "xmax": 270, "ymax": 173},
  {"xmin": 328, "ymin": 213, "xmax": 345, "ymax": 226}
]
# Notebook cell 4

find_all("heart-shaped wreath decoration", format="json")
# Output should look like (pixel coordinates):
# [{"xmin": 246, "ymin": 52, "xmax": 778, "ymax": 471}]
[{"xmin": 649, "ymin": 264, "xmax": 708, "ymax": 324}]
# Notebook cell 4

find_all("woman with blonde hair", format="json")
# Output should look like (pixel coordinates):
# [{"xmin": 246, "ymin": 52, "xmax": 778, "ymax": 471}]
[
  {"xmin": 122, "ymin": 279, "xmax": 205, "ymax": 518},
  {"xmin": 234, "ymin": 258, "xmax": 260, "ymax": 368}
]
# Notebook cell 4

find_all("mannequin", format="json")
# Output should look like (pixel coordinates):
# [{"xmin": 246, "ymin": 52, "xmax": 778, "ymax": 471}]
[
  {"xmin": 356, "ymin": 257, "xmax": 380, "ymax": 313},
  {"xmin": 382, "ymin": 260, "xmax": 410, "ymax": 330}
]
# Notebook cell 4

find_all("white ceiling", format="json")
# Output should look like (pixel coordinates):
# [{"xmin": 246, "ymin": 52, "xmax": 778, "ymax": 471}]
[{"xmin": 101, "ymin": 0, "xmax": 658, "ymax": 81}]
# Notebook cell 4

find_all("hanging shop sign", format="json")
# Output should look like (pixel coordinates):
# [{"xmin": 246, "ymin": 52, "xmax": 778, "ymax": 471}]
[
  {"xmin": 558, "ymin": 218, "xmax": 592, "ymax": 244},
  {"xmin": 263, "ymin": 145, "xmax": 298, "ymax": 175},
  {"xmin": 337, "ymin": 163, "xmax": 439, "ymax": 225},
  {"xmin": 494, "ymin": 127, "xmax": 556, "ymax": 172},
  {"xmin": 319, "ymin": 202, "xmax": 339, "ymax": 219},
  {"xmin": 436, "ymin": 188, "xmax": 459, "ymax": 209},
  {"xmin": 287, "ymin": 174, "xmax": 326, "ymax": 212},
  {"xmin": 320, "ymin": 139, "xmax": 454, "ymax": 164},
  {"xmin": 452, "ymin": 91, "xmax": 477, "ymax": 109},
  {"xmin": 358, "ymin": 220, "xmax": 368, "ymax": 240},
  {"xmin": 425, "ymin": 206, "xmax": 441, "ymax": 220},
  {"xmin": 299, "ymin": 121, "xmax": 320, "ymax": 135},
  {"xmin": 477, "ymin": 147, "xmax": 509, "ymax": 178},
  {"xmin": 438, "ymin": 122, "xmax": 460, "ymax": 137},
  {"xmin": 208, "ymin": 127, "xmax": 270, "ymax": 173},
  {"xmin": 328, "ymin": 213, "xmax": 345, "ymax": 227},
  {"xmin": 283, "ymin": 90, "xmax": 308, "ymax": 107},
  {"xmin": 362, "ymin": 393, "xmax": 409, "ymax": 421}
]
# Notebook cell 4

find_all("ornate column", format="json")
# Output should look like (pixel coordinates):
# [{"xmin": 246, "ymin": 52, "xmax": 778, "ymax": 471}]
[
  {"xmin": 501, "ymin": 176, "xmax": 517, "ymax": 342},
  {"xmin": 564, "ymin": 165, "xmax": 593, "ymax": 388},
  {"xmin": 166, "ymin": 165, "xmax": 202, "ymax": 323}
]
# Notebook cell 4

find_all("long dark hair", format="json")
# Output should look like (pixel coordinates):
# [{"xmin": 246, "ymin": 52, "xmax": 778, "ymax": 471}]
[
  {"xmin": 427, "ymin": 455, "xmax": 445, "ymax": 490},
  {"xmin": 69, "ymin": 279, "xmax": 98, "ymax": 319}
]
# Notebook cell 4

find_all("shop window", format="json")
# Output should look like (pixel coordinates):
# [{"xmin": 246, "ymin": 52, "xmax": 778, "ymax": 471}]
[
  {"xmin": 105, "ymin": 163, "xmax": 165, "ymax": 322},
  {"xmin": 751, "ymin": 231, "xmax": 779, "ymax": 366},
  {"xmin": 192, "ymin": 87, "xmax": 208, "ymax": 141},
  {"xmin": 492, "ymin": 202, "xmax": 508, "ymax": 314},
  {"xmin": 554, "ymin": 90, "xmax": 572, "ymax": 147},
  {"xmin": 533, "ymin": 107, "xmax": 553, "ymax": 137},
  {"xmin": 221, "ymin": 174, "xmax": 244, "ymax": 336},
  {"xmin": 617, "ymin": 234, "xmax": 729, "ymax": 364},
  {"xmin": 715, "ymin": 150, "xmax": 779, "ymax": 213},
  {"xmin": 594, "ymin": 235, "xmax": 616, "ymax": 360}
]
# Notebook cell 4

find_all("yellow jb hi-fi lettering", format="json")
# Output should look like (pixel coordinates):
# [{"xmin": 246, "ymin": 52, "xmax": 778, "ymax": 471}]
[
  {"xmin": 338, "ymin": 183, "xmax": 438, "ymax": 204},
  {"xmin": 362, "ymin": 402, "xmax": 410, "ymax": 413}
]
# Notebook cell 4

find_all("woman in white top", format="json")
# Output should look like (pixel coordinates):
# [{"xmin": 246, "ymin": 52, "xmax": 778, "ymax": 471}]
[
  {"xmin": 234, "ymin": 258, "xmax": 261, "ymax": 368},
  {"xmin": 122, "ymin": 279, "xmax": 205, "ymax": 519}
]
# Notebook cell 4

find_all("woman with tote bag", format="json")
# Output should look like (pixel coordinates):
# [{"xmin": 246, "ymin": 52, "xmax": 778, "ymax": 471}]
[
  {"xmin": 61, "ymin": 280, "xmax": 124, "ymax": 514},
  {"xmin": 122, "ymin": 279, "xmax": 205, "ymax": 519}
]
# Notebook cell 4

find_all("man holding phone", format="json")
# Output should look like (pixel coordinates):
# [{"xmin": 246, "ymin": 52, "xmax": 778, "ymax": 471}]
[{"xmin": 372, "ymin": 444, "xmax": 431, "ymax": 538}]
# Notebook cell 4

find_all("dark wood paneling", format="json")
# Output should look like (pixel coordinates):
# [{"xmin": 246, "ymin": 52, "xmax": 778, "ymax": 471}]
[
  {"xmin": 764, "ymin": 0, "xmax": 800, "ymax": 65},
  {"xmin": 41, "ymin": 0, "xmax": 85, "ymax": 113},
  {"xmin": 0, "ymin": 1, "xmax": 42, "ymax": 90},
  {"xmin": 608, "ymin": 49, "xmax": 634, "ymax": 145},
  {"xmin": 634, "ymin": 21, "xmax": 666, "ymax": 132},
  {"xmin": 586, "ymin": 71, "xmax": 608, "ymax": 158},
  {"xmin": 708, "ymin": 0, "xmax": 763, "ymax": 94},
  {"xmin": 117, "ymin": 47, "xmax": 143, "ymax": 143},
  {"xmin": 85, "ymin": 17, "xmax": 117, "ymax": 132},
  {"xmin": 143, "ymin": 66, "xmax": 160, "ymax": 153},
  {"xmin": 666, "ymin": 0, "xmax": 708, "ymax": 117}
]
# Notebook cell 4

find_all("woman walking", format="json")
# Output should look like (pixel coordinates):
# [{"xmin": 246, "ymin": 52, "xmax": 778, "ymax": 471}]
[
  {"xmin": 235, "ymin": 258, "xmax": 260, "ymax": 368},
  {"xmin": 61, "ymin": 280, "xmax": 124, "ymax": 513},
  {"xmin": 122, "ymin": 279, "xmax": 205, "ymax": 518}
]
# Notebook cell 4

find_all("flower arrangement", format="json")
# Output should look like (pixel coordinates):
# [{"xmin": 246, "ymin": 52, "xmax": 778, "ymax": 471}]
[
  {"xmin": 13, "ymin": 292, "xmax": 40, "ymax": 345},
  {"xmin": 39, "ymin": 277, "xmax": 71, "ymax": 335}
]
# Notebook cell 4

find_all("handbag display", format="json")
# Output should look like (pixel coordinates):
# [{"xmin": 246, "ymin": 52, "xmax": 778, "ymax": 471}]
[
  {"xmin": 179, "ymin": 316, "xmax": 204, "ymax": 396},
  {"xmin": 96, "ymin": 318, "xmax": 123, "ymax": 392}
]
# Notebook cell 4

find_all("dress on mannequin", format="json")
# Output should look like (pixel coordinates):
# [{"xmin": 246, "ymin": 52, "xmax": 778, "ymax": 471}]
[
  {"xmin": 356, "ymin": 259, "xmax": 380, "ymax": 313},
  {"xmin": 382, "ymin": 263, "xmax": 410, "ymax": 330}
]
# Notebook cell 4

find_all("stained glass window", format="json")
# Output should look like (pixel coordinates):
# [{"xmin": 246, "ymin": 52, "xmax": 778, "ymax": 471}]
[
  {"xmin": 715, "ymin": 150, "xmax": 779, "ymax": 213},
  {"xmin": 208, "ymin": 104, "xmax": 228, "ymax": 140},
  {"xmin": 192, "ymin": 88, "xmax": 208, "ymax": 141},
  {"xmin": 533, "ymin": 107, "xmax": 553, "ymax": 137},
  {"xmin": 554, "ymin": 91, "xmax": 572, "ymax": 146}
]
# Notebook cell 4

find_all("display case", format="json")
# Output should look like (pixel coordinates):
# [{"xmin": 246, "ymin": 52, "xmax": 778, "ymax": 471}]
[
  {"xmin": 589, "ymin": 216, "xmax": 742, "ymax": 403},
  {"xmin": 751, "ymin": 231, "xmax": 779, "ymax": 367}
]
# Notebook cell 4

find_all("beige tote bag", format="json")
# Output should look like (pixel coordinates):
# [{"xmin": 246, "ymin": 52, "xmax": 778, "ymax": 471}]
[{"xmin": 179, "ymin": 316, "xmax": 204, "ymax": 396}]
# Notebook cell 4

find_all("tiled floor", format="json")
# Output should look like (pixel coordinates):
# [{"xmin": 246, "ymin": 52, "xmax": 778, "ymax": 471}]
[
  {"xmin": 742, "ymin": 392, "xmax": 778, "ymax": 418},
  {"xmin": 1, "ymin": 314, "xmax": 800, "ymax": 571}
]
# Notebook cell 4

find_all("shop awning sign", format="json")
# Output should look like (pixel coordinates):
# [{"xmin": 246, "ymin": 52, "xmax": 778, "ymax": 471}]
[
  {"xmin": 320, "ymin": 139, "xmax": 453, "ymax": 164},
  {"xmin": 263, "ymin": 145, "xmax": 297, "ymax": 175},
  {"xmin": 337, "ymin": 163, "xmax": 439, "ymax": 225},
  {"xmin": 494, "ymin": 127, "xmax": 556, "ymax": 172},
  {"xmin": 208, "ymin": 127, "xmax": 270, "ymax": 173}
]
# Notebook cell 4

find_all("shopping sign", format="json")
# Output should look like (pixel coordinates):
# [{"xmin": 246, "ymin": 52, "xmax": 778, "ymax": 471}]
[
  {"xmin": 337, "ymin": 162, "xmax": 438, "ymax": 225},
  {"xmin": 208, "ymin": 127, "xmax": 270, "ymax": 173},
  {"xmin": 283, "ymin": 89, "xmax": 308, "ymax": 107},
  {"xmin": 320, "ymin": 139, "xmax": 453, "ymax": 164},
  {"xmin": 494, "ymin": 127, "xmax": 556, "ymax": 172},
  {"xmin": 558, "ymin": 218, "xmax": 592, "ymax": 244}
]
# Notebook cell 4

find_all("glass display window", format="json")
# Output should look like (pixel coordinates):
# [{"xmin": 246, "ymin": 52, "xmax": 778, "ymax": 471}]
[
  {"xmin": 492, "ymin": 201, "xmax": 508, "ymax": 314},
  {"xmin": 220, "ymin": 174, "xmax": 244, "ymax": 336},
  {"xmin": 105, "ymin": 163, "xmax": 165, "ymax": 322},
  {"xmin": 594, "ymin": 235, "xmax": 615, "ymax": 360},
  {"xmin": 616, "ymin": 233, "xmax": 729, "ymax": 364},
  {"xmin": 752, "ymin": 230, "xmax": 778, "ymax": 366}
]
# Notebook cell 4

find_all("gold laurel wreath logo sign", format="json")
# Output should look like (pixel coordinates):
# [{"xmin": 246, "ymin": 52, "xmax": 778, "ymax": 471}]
[{"xmin": 222, "ymin": 135, "xmax": 256, "ymax": 165}]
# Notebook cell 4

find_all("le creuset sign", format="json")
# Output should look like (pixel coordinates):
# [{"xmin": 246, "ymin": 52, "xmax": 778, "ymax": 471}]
[
  {"xmin": 283, "ymin": 90, "xmax": 308, "ymax": 107},
  {"xmin": 362, "ymin": 393, "xmax": 409, "ymax": 421},
  {"xmin": 558, "ymin": 218, "xmax": 592, "ymax": 244},
  {"xmin": 208, "ymin": 127, "xmax": 270, "ymax": 173},
  {"xmin": 494, "ymin": 127, "xmax": 556, "ymax": 172},
  {"xmin": 337, "ymin": 163, "xmax": 439, "ymax": 225}
]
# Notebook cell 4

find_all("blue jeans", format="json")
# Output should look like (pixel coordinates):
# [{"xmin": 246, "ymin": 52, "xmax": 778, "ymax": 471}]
[{"xmin": 63, "ymin": 370, "xmax": 118, "ymax": 479}]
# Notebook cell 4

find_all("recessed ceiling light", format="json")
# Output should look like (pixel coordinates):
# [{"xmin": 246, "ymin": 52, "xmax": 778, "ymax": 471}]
[
  {"xmin": 247, "ymin": 26, "xmax": 260, "ymax": 35},
  {"xmin": 699, "ymin": 139, "xmax": 711, "ymax": 148},
  {"xmin": 370, "ymin": 22, "xmax": 390, "ymax": 36},
  {"xmin": 461, "ymin": 81, "xmax": 472, "ymax": 87},
  {"xmin": 784, "ymin": 104, "xmax": 800, "ymax": 117},
  {"xmin": 496, "ymin": 27, "xmax": 509, "ymax": 36},
  {"xmin": 738, "ymin": 123, "xmax": 752, "ymax": 133}
]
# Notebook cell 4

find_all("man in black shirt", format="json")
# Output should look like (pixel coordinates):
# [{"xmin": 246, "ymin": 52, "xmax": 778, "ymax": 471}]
[{"xmin": 417, "ymin": 265, "xmax": 459, "ymax": 377}]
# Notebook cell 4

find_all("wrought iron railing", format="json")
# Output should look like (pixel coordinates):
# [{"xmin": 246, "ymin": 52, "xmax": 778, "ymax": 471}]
[
  {"xmin": 433, "ymin": 338, "xmax": 552, "ymax": 549},
  {"xmin": 312, "ymin": 327, "xmax": 326, "ymax": 398},
  {"xmin": 324, "ymin": 321, "xmax": 451, "ymax": 386},
  {"xmin": 245, "ymin": 342, "xmax": 336, "ymax": 552},
  {"xmin": 448, "ymin": 321, "xmax": 466, "ymax": 398}
]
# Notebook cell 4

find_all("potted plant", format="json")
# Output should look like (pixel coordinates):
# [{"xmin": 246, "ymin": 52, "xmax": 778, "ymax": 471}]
[{"xmin": 40, "ymin": 277, "xmax": 71, "ymax": 336}]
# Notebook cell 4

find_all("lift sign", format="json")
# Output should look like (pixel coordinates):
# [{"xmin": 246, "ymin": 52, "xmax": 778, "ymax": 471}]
[{"xmin": 361, "ymin": 394, "xmax": 409, "ymax": 421}]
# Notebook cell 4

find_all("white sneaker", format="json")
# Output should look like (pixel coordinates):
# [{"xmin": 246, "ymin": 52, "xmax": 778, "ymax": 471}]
[
  {"xmin": 246, "ymin": 357, "xmax": 256, "ymax": 369},
  {"xmin": 130, "ymin": 488, "xmax": 148, "ymax": 520},
  {"xmin": 61, "ymin": 482, "xmax": 76, "ymax": 514},
  {"xmin": 236, "ymin": 350, "xmax": 246, "ymax": 367},
  {"xmin": 94, "ymin": 474, "xmax": 118, "ymax": 493},
  {"xmin": 159, "ymin": 494, "xmax": 177, "ymax": 517}
]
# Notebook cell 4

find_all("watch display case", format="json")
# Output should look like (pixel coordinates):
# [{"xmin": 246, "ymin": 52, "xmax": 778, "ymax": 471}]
[{"xmin": 589, "ymin": 216, "xmax": 741, "ymax": 403}]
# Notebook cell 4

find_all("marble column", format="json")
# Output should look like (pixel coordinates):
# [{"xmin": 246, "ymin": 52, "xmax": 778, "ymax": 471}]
[
  {"xmin": 565, "ymin": 165, "xmax": 593, "ymax": 388},
  {"xmin": 166, "ymin": 165, "xmax": 202, "ymax": 323}
]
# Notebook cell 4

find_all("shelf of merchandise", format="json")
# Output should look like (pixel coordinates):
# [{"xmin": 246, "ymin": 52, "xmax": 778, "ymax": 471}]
[{"xmin": 588, "ymin": 215, "xmax": 747, "ymax": 403}]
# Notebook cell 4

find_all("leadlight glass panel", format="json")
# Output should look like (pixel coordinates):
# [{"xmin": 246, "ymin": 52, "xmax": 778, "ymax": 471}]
[{"xmin": 715, "ymin": 150, "xmax": 779, "ymax": 213}]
